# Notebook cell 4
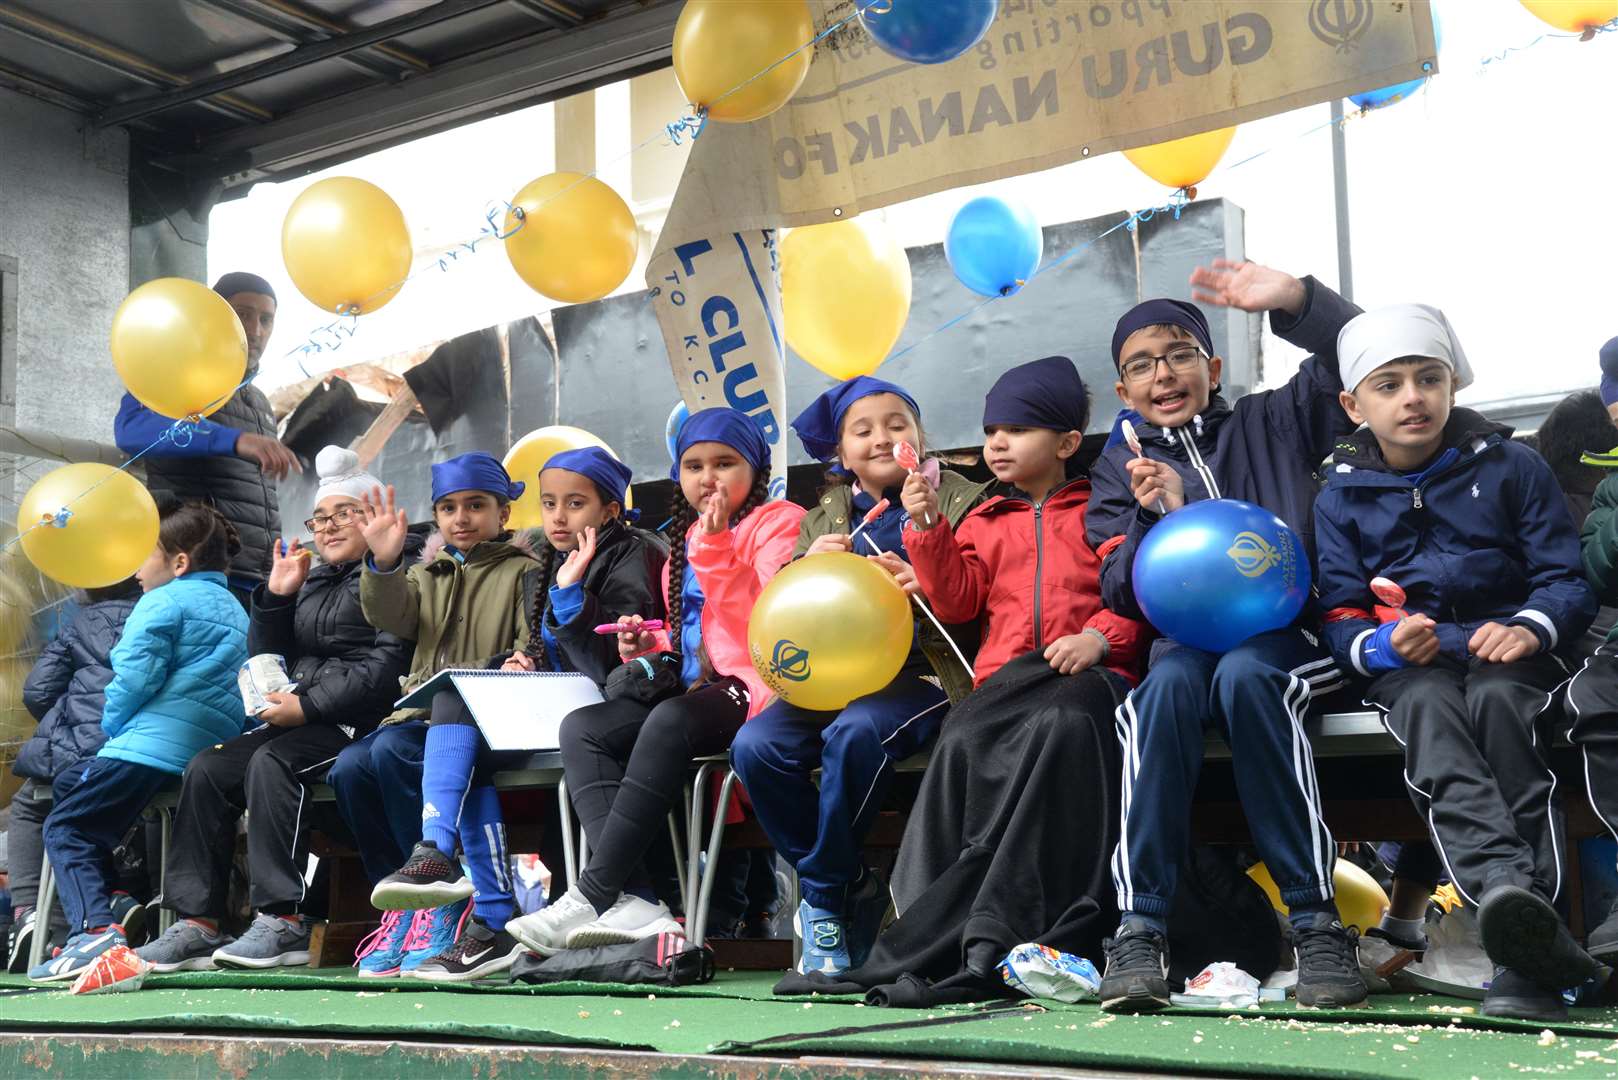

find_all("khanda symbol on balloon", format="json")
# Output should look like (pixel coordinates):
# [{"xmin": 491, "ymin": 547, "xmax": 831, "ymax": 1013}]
[
  {"xmin": 1227, "ymin": 531, "xmax": 1282, "ymax": 579},
  {"xmin": 769, "ymin": 639, "xmax": 812, "ymax": 683}
]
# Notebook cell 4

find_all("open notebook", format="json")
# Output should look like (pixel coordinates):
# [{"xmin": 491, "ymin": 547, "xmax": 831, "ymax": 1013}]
[{"xmin": 394, "ymin": 669, "xmax": 604, "ymax": 752}]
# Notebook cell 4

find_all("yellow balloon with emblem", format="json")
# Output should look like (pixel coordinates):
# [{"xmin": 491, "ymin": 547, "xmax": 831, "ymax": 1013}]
[
  {"xmin": 1124, "ymin": 126, "xmax": 1237, "ymax": 191},
  {"xmin": 748, "ymin": 552, "xmax": 913, "ymax": 712},
  {"xmin": 782, "ymin": 217, "xmax": 913, "ymax": 381},
  {"xmin": 282, "ymin": 177, "xmax": 412, "ymax": 315},
  {"xmin": 1246, "ymin": 859, "xmax": 1389, "ymax": 935},
  {"xmin": 110, "ymin": 278, "xmax": 247, "ymax": 420},
  {"xmin": 502, "ymin": 426, "xmax": 632, "ymax": 532},
  {"xmin": 1518, "ymin": 0, "xmax": 1617, "ymax": 32},
  {"xmin": 673, "ymin": 0, "xmax": 815, "ymax": 123},
  {"xmin": 17, "ymin": 463, "xmax": 159, "ymax": 589}
]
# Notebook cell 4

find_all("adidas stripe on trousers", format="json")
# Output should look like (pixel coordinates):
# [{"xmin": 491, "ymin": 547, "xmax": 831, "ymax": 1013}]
[{"xmin": 1112, "ymin": 627, "xmax": 1344, "ymax": 919}]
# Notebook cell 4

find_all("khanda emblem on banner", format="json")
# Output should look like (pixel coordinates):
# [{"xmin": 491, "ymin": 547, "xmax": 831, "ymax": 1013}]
[
  {"xmin": 1227, "ymin": 531, "xmax": 1283, "ymax": 579},
  {"xmin": 769, "ymin": 639, "xmax": 812, "ymax": 683},
  {"xmin": 1309, "ymin": 0, "xmax": 1373, "ymax": 52}
]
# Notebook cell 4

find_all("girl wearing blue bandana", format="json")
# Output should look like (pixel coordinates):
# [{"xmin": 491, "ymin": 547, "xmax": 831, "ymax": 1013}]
[
  {"xmin": 730, "ymin": 376, "xmax": 989, "ymax": 976},
  {"xmin": 359, "ymin": 449, "xmax": 666, "ymax": 983},
  {"xmin": 509, "ymin": 408, "xmax": 806, "ymax": 957}
]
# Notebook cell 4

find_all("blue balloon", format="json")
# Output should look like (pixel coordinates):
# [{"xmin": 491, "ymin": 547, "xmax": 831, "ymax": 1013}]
[
  {"xmin": 857, "ymin": 0, "xmax": 1000, "ymax": 65},
  {"xmin": 945, "ymin": 195, "xmax": 1043, "ymax": 298},
  {"xmin": 665, "ymin": 400, "xmax": 690, "ymax": 464},
  {"xmin": 1350, "ymin": 6, "xmax": 1442, "ymax": 110},
  {"xmin": 1131, "ymin": 499, "xmax": 1311, "ymax": 654}
]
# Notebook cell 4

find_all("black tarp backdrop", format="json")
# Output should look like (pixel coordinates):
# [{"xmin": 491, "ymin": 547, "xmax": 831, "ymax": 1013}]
[{"xmin": 277, "ymin": 199, "xmax": 1251, "ymax": 535}]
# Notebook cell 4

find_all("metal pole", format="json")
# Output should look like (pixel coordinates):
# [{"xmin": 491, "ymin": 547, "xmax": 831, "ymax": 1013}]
[{"xmin": 1329, "ymin": 99, "xmax": 1354, "ymax": 304}]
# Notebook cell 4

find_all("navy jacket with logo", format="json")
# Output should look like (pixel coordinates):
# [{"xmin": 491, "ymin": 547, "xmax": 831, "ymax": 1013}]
[
  {"xmin": 1086, "ymin": 277, "xmax": 1362, "ymax": 621},
  {"xmin": 1313, "ymin": 409, "xmax": 1596, "ymax": 677}
]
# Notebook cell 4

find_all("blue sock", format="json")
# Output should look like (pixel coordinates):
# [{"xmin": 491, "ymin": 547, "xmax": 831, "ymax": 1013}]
[
  {"xmin": 1288, "ymin": 900, "xmax": 1337, "ymax": 931},
  {"xmin": 420, "ymin": 724, "xmax": 479, "ymax": 854},
  {"xmin": 458, "ymin": 784, "xmax": 515, "ymax": 926}
]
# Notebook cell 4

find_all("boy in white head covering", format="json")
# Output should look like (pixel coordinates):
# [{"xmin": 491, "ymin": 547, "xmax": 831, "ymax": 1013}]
[{"xmin": 1313, "ymin": 304, "xmax": 1602, "ymax": 1021}]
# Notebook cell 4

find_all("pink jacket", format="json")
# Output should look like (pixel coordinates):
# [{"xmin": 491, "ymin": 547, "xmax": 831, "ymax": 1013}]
[{"xmin": 643, "ymin": 499, "xmax": 805, "ymax": 719}]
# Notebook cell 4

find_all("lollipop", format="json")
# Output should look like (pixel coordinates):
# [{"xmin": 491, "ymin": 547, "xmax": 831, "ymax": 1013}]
[
  {"xmin": 849, "ymin": 497, "xmax": 890, "ymax": 552},
  {"xmin": 1121, "ymin": 418, "xmax": 1167, "ymax": 516},
  {"xmin": 895, "ymin": 440, "xmax": 933, "ymax": 527},
  {"xmin": 1370, "ymin": 576, "xmax": 1408, "ymax": 620}
]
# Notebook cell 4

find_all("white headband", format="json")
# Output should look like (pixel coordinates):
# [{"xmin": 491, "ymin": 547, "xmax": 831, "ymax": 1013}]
[
  {"xmin": 1337, "ymin": 303, "xmax": 1474, "ymax": 394},
  {"xmin": 313, "ymin": 445, "xmax": 380, "ymax": 506}
]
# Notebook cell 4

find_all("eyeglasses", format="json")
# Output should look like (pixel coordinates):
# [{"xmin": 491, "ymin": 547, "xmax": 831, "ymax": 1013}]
[
  {"xmin": 1120, "ymin": 346, "xmax": 1205, "ymax": 385},
  {"xmin": 304, "ymin": 506, "xmax": 359, "ymax": 533}
]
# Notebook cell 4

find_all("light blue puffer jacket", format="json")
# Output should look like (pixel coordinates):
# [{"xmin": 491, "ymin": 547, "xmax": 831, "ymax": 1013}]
[{"xmin": 100, "ymin": 570, "xmax": 249, "ymax": 775}]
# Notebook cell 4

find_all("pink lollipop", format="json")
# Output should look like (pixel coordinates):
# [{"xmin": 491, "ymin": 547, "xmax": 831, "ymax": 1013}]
[
  {"xmin": 1370, "ymin": 576, "xmax": 1408, "ymax": 619},
  {"xmin": 863, "ymin": 497, "xmax": 890, "ymax": 525},
  {"xmin": 894, "ymin": 441, "xmax": 933, "ymax": 526}
]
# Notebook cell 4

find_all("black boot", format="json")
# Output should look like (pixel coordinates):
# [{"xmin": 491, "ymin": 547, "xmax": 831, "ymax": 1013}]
[
  {"xmin": 1478, "ymin": 884, "xmax": 1606, "ymax": 992},
  {"xmin": 1482, "ymin": 966, "xmax": 1569, "ymax": 1022},
  {"xmin": 1586, "ymin": 898, "xmax": 1618, "ymax": 967}
]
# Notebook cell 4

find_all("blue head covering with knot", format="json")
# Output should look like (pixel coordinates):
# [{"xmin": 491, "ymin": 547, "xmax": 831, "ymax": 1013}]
[
  {"xmin": 790, "ymin": 376, "xmax": 920, "ymax": 465},
  {"xmin": 669, "ymin": 408, "xmax": 770, "ymax": 481},
  {"xmin": 431, "ymin": 451, "xmax": 524, "ymax": 504}
]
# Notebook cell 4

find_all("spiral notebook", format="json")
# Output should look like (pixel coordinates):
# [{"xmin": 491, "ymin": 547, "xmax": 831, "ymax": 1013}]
[{"xmin": 394, "ymin": 668, "xmax": 603, "ymax": 752}]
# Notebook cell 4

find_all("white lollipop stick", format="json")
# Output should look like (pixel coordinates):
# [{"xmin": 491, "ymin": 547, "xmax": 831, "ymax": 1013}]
[
  {"xmin": 857, "ymin": 528, "xmax": 975, "ymax": 683},
  {"xmin": 1121, "ymin": 418, "xmax": 1168, "ymax": 516}
]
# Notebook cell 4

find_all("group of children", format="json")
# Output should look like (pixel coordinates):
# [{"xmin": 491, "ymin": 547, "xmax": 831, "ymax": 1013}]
[{"xmin": 11, "ymin": 260, "xmax": 1618, "ymax": 1023}]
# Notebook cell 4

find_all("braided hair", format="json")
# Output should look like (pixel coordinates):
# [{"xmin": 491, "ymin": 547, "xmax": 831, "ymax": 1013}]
[
  {"xmin": 663, "ymin": 469, "xmax": 770, "ymax": 667},
  {"xmin": 521, "ymin": 540, "xmax": 557, "ymax": 671},
  {"xmin": 158, "ymin": 501, "xmax": 243, "ymax": 574}
]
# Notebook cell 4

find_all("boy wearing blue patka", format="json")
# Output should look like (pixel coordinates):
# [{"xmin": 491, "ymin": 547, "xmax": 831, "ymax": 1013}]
[{"xmin": 1315, "ymin": 303, "xmax": 1601, "ymax": 1021}]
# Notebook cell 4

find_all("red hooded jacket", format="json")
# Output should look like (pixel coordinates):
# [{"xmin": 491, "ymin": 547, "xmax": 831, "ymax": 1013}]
[{"xmin": 903, "ymin": 477, "xmax": 1144, "ymax": 686}]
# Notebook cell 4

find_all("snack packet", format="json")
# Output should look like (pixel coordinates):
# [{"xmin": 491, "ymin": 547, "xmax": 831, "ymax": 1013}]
[
  {"xmin": 1169, "ymin": 961, "xmax": 1261, "ymax": 1007},
  {"xmin": 997, "ymin": 943, "xmax": 1100, "ymax": 1003},
  {"xmin": 239, "ymin": 653, "xmax": 296, "ymax": 715}
]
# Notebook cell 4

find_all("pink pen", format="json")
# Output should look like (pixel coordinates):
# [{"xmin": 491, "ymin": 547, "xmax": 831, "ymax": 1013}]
[
  {"xmin": 594, "ymin": 620, "xmax": 665, "ymax": 635},
  {"xmin": 894, "ymin": 441, "xmax": 933, "ymax": 527}
]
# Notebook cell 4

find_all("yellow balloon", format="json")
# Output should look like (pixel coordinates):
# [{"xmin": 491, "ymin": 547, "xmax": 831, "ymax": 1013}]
[
  {"xmin": 17, "ymin": 464, "xmax": 159, "ymax": 589},
  {"xmin": 110, "ymin": 278, "xmax": 247, "ymax": 420},
  {"xmin": 1519, "ymin": 0, "xmax": 1616, "ymax": 31},
  {"xmin": 673, "ymin": 0, "xmax": 814, "ymax": 123},
  {"xmin": 748, "ymin": 552, "xmax": 913, "ymax": 711},
  {"xmin": 282, "ymin": 177, "xmax": 412, "ymax": 315},
  {"xmin": 782, "ymin": 217, "xmax": 913, "ymax": 380},
  {"xmin": 504, "ymin": 173, "xmax": 639, "ymax": 305},
  {"xmin": 1246, "ymin": 859, "xmax": 1390, "ymax": 935},
  {"xmin": 1123, "ymin": 126, "xmax": 1237, "ymax": 190},
  {"xmin": 502, "ymin": 425, "xmax": 632, "ymax": 532}
]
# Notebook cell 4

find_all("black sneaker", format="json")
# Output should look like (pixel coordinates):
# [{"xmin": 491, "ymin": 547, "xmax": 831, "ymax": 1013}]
[
  {"xmin": 370, "ymin": 841, "xmax": 475, "ymax": 912},
  {"xmin": 1483, "ymin": 965, "xmax": 1569, "ymax": 1022},
  {"xmin": 1586, "ymin": 899, "xmax": 1618, "ymax": 967},
  {"xmin": 1099, "ymin": 917, "xmax": 1172, "ymax": 1013},
  {"xmin": 1478, "ymin": 884, "xmax": 1606, "ymax": 993},
  {"xmin": 408, "ymin": 917, "xmax": 524, "ymax": 982},
  {"xmin": 1293, "ymin": 914, "xmax": 1368, "ymax": 1008},
  {"xmin": 6, "ymin": 909, "xmax": 34, "ymax": 975}
]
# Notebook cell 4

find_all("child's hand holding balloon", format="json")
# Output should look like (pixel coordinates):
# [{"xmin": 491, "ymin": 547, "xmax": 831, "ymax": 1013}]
[
  {"xmin": 806, "ymin": 533, "xmax": 853, "ymax": 555},
  {"xmin": 867, "ymin": 550, "xmax": 922, "ymax": 597}
]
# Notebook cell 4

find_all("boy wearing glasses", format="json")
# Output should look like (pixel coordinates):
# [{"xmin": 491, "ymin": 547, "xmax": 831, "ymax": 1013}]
[
  {"xmin": 138, "ymin": 447, "xmax": 414, "ymax": 972},
  {"xmin": 1084, "ymin": 261, "xmax": 1365, "ymax": 1011}
]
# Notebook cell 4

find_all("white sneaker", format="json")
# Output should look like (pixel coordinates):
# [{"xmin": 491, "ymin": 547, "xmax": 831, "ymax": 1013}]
[
  {"xmin": 504, "ymin": 887, "xmax": 597, "ymax": 957},
  {"xmin": 566, "ymin": 894, "xmax": 681, "ymax": 949}
]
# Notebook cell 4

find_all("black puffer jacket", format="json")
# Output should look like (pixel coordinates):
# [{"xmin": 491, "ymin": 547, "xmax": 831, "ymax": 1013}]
[
  {"xmin": 248, "ymin": 534, "xmax": 419, "ymax": 733},
  {"xmin": 15, "ymin": 595, "xmax": 139, "ymax": 781},
  {"xmin": 144, "ymin": 380, "xmax": 282, "ymax": 584},
  {"xmin": 513, "ymin": 520, "xmax": 669, "ymax": 686}
]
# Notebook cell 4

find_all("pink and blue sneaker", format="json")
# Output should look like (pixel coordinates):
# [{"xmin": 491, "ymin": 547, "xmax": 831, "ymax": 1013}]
[
  {"xmin": 400, "ymin": 898, "xmax": 471, "ymax": 974},
  {"xmin": 354, "ymin": 909, "xmax": 412, "ymax": 978}
]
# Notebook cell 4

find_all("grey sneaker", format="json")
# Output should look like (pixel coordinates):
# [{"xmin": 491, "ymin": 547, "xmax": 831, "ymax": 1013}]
[
  {"xmin": 213, "ymin": 913, "xmax": 313, "ymax": 970},
  {"xmin": 135, "ymin": 919, "xmax": 231, "ymax": 973}
]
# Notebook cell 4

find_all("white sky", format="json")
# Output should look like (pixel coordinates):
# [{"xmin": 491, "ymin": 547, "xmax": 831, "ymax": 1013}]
[{"xmin": 212, "ymin": 0, "xmax": 1618, "ymax": 406}]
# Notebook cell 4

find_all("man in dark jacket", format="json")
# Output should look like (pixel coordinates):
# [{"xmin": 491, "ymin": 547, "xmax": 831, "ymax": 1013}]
[
  {"xmin": 6, "ymin": 579, "xmax": 141, "ymax": 971},
  {"xmin": 1086, "ymin": 262, "xmax": 1366, "ymax": 1012},
  {"xmin": 135, "ymin": 446, "xmax": 411, "ymax": 972},
  {"xmin": 113, "ymin": 272, "xmax": 301, "ymax": 604}
]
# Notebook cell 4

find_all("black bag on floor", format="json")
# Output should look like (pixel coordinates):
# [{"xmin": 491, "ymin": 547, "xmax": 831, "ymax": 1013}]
[
  {"xmin": 509, "ymin": 931, "xmax": 714, "ymax": 986},
  {"xmin": 1167, "ymin": 844, "xmax": 1283, "ymax": 985}
]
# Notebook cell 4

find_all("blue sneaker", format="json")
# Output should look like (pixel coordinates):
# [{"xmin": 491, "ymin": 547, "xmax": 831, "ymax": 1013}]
[
  {"xmin": 845, "ymin": 869, "xmax": 890, "ymax": 969},
  {"xmin": 399, "ymin": 898, "xmax": 470, "ymax": 974},
  {"xmin": 354, "ymin": 909, "xmax": 412, "ymax": 978},
  {"xmin": 795, "ymin": 900, "xmax": 850, "ymax": 976},
  {"xmin": 29, "ymin": 925, "xmax": 125, "ymax": 982}
]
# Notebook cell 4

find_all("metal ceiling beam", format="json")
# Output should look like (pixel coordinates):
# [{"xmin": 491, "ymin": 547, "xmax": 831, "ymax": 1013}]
[
  {"xmin": 0, "ymin": 4, "xmax": 268, "ymax": 123},
  {"xmin": 96, "ymin": 0, "xmax": 506, "ymax": 129},
  {"xmin": 193, "ymin": 0, "xmax": 414, "ymax": 85},
  {"xmin": 222, "ymin": 0, "xmax": 431, "ymax": 74},
  {"xmin": 0, "ymin": 58, "xmax": 96, "ymax": 115},
  {"xmin": 173, "ymin": 0, "xmax": 681, "ymax": 189},
  {"xmin": 506, "ymin": 0, "xmax": 584, "ymax": 28}
]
